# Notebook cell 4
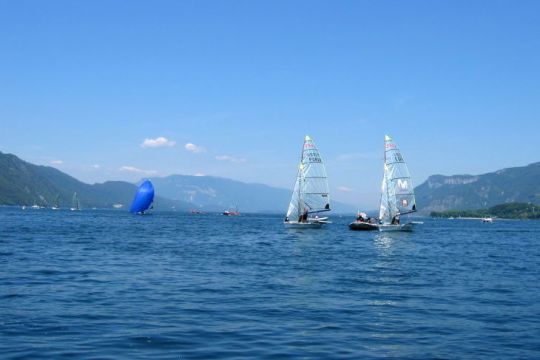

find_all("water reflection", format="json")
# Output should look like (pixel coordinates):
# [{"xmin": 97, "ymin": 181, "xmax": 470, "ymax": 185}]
[{"xmin": 373, "ymin": 233, "xmax": 396, "ymax": 256}]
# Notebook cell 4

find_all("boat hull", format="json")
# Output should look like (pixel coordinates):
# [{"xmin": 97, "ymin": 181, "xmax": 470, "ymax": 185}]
[
  {"xmin": 378, "ymin": 222, "xmax": 415, "ymax": 232},
  {"xmin": 348, "ymin": 222, "xmax": 379, "ymax": 231},
  {"xmin": 284, "ymin": 221, "xmax": 324, "ymax": 229}
]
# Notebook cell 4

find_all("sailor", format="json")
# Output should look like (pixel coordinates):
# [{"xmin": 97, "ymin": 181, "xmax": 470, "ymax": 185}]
[
  {"xmin": 356, "ymin": 212, "xmax": 367, "ymax": 222},
  {"xmin": 391, "ymin": 215, "xmax": 400, "ymax": 225},
  {"xmin": 299, "ymin": 208, "xmax": 308, "ymax": 222}
]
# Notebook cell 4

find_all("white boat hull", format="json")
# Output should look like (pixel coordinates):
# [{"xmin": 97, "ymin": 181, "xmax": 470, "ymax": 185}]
[
  {"xmin": 284, "ymin": 221, "xmax": 326, "ymax": 229},
  {"xmin": 378, "ymin": 222, "xmax": 415, "ymax": 232}
]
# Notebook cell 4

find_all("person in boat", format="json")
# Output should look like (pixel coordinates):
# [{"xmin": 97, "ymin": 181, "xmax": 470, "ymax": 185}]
[
  {"xmin": 298, "ymin": 208, "xmax": 309, "ymax": 223},
  {"xmin": 285, "ymin": 216, "xmax": 289, "ymax": 223},
  {"xmin": 356, "ymin": 212, "xmax": 368, "ymax": 222},
  {"xmin": 391, "ymin": 214, "xmax": 400, "ymax": 225}
]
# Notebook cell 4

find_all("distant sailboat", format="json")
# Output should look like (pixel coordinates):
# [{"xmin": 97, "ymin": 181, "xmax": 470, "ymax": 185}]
[
  {"xmin": 30, "ymin": 201, "xmax": 40, "ymax": 210},
  {"xmin": 378, "ymin": 135, "xmax": 417, "ymax": 232},
  {"xmin": 51, "ymin": 194, "xmax": 60, "ymax": 210},
  {"xmin": 70, "ymin": 192, "xmax": 81, "ymax": 211},
  {"xmin": 284, "ymin": 135, "xmax": 331, "ymax": 228},
  {"xmin": 129, "ymin": 180, "xmax": 154, "ymax": 214},
  {"xmin": 38, "ymin": 195, "xmax": 48, "ymax": 209}
]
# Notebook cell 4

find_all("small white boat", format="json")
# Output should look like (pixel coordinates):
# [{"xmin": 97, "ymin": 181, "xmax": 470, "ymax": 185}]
[
  {"xmin": 482, "ymin": 217, "xmax": 493, "ymax": 223},
  {"xmin": 377, "ymin": 135, "xmax": 418, "ymax": 232},
  {"xmin": 284, "ymin": 135, "xmax": 331, "ymax": 228}
]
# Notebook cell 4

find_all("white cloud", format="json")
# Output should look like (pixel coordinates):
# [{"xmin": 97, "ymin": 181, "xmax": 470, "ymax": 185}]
[
  {"xmin": 193, "ymin": 172, "xmax": 206, "ymax": 177},
  {"xmin": 50, "ymin": 160, "xmax": 63, "ymax": 165},
  {"xmin": 337, "ymin": 186, "xmax": 354, "ymax": 192},
  {"xmin": 215, "ymin": 155, "xmax": 246, "ymax": 163},
  {"xmin": 119, "ymin": 166, "xmax": 158, "ymax": 175},
  {"xmin": 141, "ymin": 136, "xmax": 176, "ymax": 148},
  {"xmin": 91, "ymin": 164, "xmax": 101, "ymax": 169},
  {"xmin": 185, "ymin": 143, "xmax": 206, "ymax": 153}
]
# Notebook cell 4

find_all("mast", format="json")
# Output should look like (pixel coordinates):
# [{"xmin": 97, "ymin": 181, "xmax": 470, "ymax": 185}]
[
  {"xmin": 298, "ymin": 138, "xmax": 305, "ymax": 219},
  {"xmin": 379, "ymin": 136, "xmax": 392, "ymax": 223}
]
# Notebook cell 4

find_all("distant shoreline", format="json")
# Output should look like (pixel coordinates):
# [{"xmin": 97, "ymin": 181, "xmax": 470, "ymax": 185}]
[{"xmin": 430, "ymin": 202, "xmax": 540, "ymax": 220}]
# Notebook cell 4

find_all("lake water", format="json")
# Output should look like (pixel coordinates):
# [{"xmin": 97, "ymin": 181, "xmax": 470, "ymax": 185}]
[{"xmin": 1, "ymin": 208, "xmax": 539, "ymax": 359}]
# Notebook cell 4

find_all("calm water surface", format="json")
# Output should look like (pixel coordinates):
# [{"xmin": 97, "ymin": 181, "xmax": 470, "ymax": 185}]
[{"xmin": 1, "ymin": 208, "xmax": 539, "ymax": 359}]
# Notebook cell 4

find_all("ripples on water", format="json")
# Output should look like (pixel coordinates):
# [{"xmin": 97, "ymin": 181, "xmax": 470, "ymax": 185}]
[{"xmin": 1, "ymin": 208, "xmax": 539, "ymax": 359}]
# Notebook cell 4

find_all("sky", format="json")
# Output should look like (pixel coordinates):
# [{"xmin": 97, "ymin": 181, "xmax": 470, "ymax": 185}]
[{"xmin": 0, "ymin": 0, "xmax": 539, "ymax": 208}]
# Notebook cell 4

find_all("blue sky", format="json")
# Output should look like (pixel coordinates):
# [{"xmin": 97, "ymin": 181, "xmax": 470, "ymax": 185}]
[{"xmin": 1, "ymin": 0, "xmax": 539, "ymax": 208}]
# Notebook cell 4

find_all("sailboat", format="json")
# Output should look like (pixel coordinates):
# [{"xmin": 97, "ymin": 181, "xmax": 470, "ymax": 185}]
[
  {"xmin": 51, "ymin": 194, "xmax": 60, "ymax": 210},
  {"xmin": 284, "ymin": 135, "xmax": 331, "ymax": 228},
  {"xmin": 378, "ymin": 135, "xmax": 417, "ymax": 232},
  {"xmin": 70, "ymin": 192, "xmax": 81, "ymax": 211},
  {"xmin": 129, "ymin": 180, "xmax": 155, "ymax": 214}
]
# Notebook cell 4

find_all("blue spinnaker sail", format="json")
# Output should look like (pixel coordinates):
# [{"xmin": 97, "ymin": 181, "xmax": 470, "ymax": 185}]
[{"xmin": 129, "ymin": 180, "xmax": 155, "ymax": 213}]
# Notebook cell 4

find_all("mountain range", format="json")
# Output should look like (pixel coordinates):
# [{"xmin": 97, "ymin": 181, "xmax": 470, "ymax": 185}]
[
  {"xmin": 150, "ymin": 175, "xmax": 356, "ymax": 213},
  {"xmin": 0, "ymin": 151, "xmax": 189, "ymax": 210},
  {"xmin": 0, "ymin": 151, "xmax": 355, "ymax": 213},
  {"xmin": 415, "ymin": 162, "xmax": 540, "ymax": 212},
  {"xmin": 2, "ymin": 150, "xmax": 539, "ymax": 213}
]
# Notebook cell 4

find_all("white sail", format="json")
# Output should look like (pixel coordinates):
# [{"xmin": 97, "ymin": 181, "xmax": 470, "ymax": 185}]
[
  {"xmin": 72, "ymin": 192, "xmax": 80, "ymax": 210},
  {"xmin": 286, "ymin": 163, "xmax": 302, "ymax": 219},
  {"xmin": 286, "ymin": 135, "xmax": 330, "ymax": 221},
  {"xmin": 379, "ymin": 135, "xmax": 416, "ymax": 224},
  {"xmin": 379, "ymin": 169, "xmax": 391, "ymax": 223}
]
